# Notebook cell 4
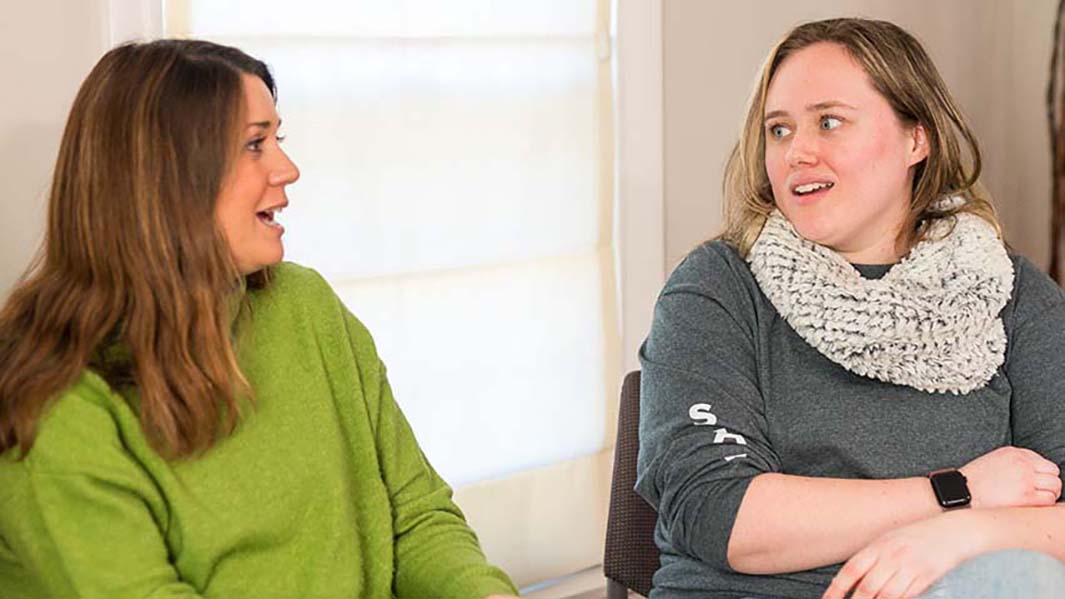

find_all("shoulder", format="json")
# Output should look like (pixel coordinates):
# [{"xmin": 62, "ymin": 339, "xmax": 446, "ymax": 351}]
[
  {"xmin": 662, "ymin": 240, "xmax": 761, "ymax": 306},
  {"xmin": 666, "ymin": 240, "xmax": 749, "ymax": 286},
  {"xmin": 1, "ymin": 371, "xmax": 138, "ymax": 475},
  {"xmin": 1007, "ymin": 255, "xmax": 1065, "ymax": 331},
  {"xmin": 252, "ymin": 262, "xmax": 348, "ymax": 324},
  {"xmin": 259, "ymin": 261, "xmax": 336, "ymax": 304},
  {"xmin": 248, "ymin": 262, "xmax": 378, "ymax": 361},
  {"xmin": 648, "ymin": 240, "xmax": 767, "ymax": 348}
]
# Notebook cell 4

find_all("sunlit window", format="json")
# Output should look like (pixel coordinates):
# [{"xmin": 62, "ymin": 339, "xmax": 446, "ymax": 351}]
[{"xmin": 166, "ymin": 0, "xmax": 617, "ymax": 488}]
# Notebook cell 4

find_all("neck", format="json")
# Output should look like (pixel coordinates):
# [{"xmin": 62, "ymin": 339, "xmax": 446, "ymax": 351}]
[
  {"xmin": 835, "ymin": 236, "xmax": 905, "ymax": 265},
  {"xmin": 833, "ymin": 205, "xmax": 910, "ymax": 264}
]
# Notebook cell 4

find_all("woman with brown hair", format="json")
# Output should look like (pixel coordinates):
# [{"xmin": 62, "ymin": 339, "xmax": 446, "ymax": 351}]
[
  {"xmin": 638, "ymin": 18, "xmax": 1065, "ymax": 599},
  {"xmin": 0, "ymin": 39, "xmax": 517, "ymax": 598}
]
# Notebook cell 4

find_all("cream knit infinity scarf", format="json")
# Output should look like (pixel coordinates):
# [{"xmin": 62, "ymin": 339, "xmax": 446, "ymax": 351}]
[{"xmin": 747, "ymin": 207, "xmax": 1014, "ymax": 394}]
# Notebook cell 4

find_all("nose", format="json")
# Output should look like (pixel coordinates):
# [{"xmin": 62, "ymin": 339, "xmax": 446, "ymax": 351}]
[
  {"xmin": 784, "ymin": 127, "xmax": 819, "ymax": 168},
  {"xmin": 269, "ymin": 148, "xmax": 300, "ymax": 187}
]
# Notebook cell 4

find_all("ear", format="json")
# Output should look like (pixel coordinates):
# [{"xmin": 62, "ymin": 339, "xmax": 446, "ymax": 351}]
[{"xmin": 907, "ymin": 123, "xmax": 929, "ymax": 167}]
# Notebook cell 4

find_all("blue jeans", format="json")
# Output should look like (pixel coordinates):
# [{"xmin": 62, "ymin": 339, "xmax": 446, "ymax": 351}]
[
  {"xmin": 738, "ymin": 549, "xmax": 1065, "ymax": 599},
  {"xmin": 915, "ymin": 549, "xmax": 1065, "ymax": 599}
]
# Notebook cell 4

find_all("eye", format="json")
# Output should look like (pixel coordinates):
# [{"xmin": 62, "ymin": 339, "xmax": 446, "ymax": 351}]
[
  {"xmin": 245, "ymin": 137, "xmax": 265, "ymax": 152},
  {"xmin": 768, "ymin": 123, "xmax": 791, "ymax": 140},
  {"xmin": 821, "ymin": 116, "xmax": 843, "ymax": 131},
  {"xmin": 276, "ymin": 133, "xmax": 287, "ymax": 144}
]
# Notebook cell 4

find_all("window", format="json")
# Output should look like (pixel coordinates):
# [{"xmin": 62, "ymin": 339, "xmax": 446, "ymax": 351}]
[{"xmin": 166, "ymin": 0, "xmax": 618, "ymax": 584}]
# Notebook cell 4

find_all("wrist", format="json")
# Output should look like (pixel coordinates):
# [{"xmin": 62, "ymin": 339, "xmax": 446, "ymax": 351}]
[
  {"xmin": 941, "ymin": 507, "xmax": 1000, "ymax": 557},
  {"xmin": 912, "ymin": 476, "xmax": 945, "ymax": 515},
  {"xmin": 957, "ymin": 466, "xmax": 980, "ymax": 508}
]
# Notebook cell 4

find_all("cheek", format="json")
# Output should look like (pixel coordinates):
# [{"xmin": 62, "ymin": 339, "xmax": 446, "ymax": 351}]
[
  {"xmin": 836, "ymin": 129, "xmax": 908, "ymax": 185},
  {"xmin": 223, "ymin": 158, "xmax": 270, "ymax": 201},
  {"xmin": 218, "ymin": 192, "xmax": 247, "ymax": 225},
  {"xmin": 214, "ymin": 191, "xmax": 239, "ymax": 234},
  {"xmin": 764, "ymin": 146, "xmax": 788, "ymax": 190},
  {"xmin": 222, "ymin": 181, "xmax": 267, "ymax": 221},
  {"xmin": 215, "ymin": 187, "xmax": 261, "ymax": 241}
]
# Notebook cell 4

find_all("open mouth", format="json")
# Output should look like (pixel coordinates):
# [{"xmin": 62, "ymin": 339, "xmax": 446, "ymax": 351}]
[
  {"xmin": 257, "ymin": 206, "xmax": 284, "ymax": 230},
  {"xmin": 792, "ymin": 182, "xmax": 835, "ymax": 197}
]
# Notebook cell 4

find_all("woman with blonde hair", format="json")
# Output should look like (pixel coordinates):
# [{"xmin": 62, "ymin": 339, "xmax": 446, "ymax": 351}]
[
  {"xmin": 0, "ymin": 39, "xmax": 517, "ymax": 599},
  {"xmin": 638, "ymin": 18, "xmax": 1065, "ymax": 599}
]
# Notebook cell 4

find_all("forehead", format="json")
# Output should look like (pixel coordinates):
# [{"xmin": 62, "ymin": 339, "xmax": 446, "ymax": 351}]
[
  {"xmin": 765, "ymin": 42, "xmax": 879, "ymax": 112},
  {"xmin": 241, "ymin": 73, "xmax": 277, "ymax": 119}
]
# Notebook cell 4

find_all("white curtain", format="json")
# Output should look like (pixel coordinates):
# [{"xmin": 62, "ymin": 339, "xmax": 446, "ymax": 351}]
[{"xmin": 167, "ymin": 5, "xmax": 618, "ymax": 582}]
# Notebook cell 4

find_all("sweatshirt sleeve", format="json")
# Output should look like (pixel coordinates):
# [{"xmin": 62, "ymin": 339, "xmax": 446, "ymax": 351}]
[
  {"xmin": 340, "ymin": 310, "xmax": 518, "ymax": 599},
  {"xmin": 0, "ymin": 381, "xmax": 205, "ymax": 599},
  {"xmin": 1004, "ymin": 257, "xmax": 1065, "ymax": 482},
  {"xmin": 635, "ymin": 243, "xmax": 782, "ymax": 570}
]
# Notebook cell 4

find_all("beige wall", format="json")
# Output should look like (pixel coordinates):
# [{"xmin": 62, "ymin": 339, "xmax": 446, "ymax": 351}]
[
  {"xmin": 3, "ymin": 3, "xmax": 1058, "ymax": 289},
  {"xmin": 1, "ymin": 2, "xmax": 108, "ymax": 298},
  {"xmin": 663, "ymin": 0, "xmax": 1058, "ymax": 270},
  {"xmin": 0, "ymin": 1, "xmax": 170, "ymax": 301}
]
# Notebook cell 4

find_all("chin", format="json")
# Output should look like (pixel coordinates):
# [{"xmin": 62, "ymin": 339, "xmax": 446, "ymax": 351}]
[
  {"xmin": 784, "ymin": 213, "xmax": 833, "ymax": 246},
  {"xmin": 264, "ymin": 240, "xmax": 285, "ymax": 262},
  {"xmin": 238, "ymin": 248, "xmax": 285, "ymax": 274},
  {"xmin": 263, "ymin": 252, "xmax": 284, "ymax": 268}
]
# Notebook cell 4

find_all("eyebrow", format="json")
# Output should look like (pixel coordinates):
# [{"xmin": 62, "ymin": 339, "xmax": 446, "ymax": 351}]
[
  {"xmin": 764, "ymin": 101, "xmax": 857, "ymax": 122},
  {"xmin": 245, "ymin": 118, "xmax": 282, "ymax": 130}
]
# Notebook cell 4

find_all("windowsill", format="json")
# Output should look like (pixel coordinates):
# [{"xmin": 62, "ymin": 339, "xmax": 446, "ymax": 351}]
[{"xmin": 521, "ymin": 565, "xmax": 639, "ymax": 599}]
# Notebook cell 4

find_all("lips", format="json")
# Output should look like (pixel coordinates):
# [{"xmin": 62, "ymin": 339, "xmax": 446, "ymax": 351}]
[
  {"xmin": 256, "ymin": 204, "xmax": 285, "ymax": 231},
  {"xmin": 792, "ymin": 181, "xmax": 835, "ymax": 196},
  {"xmin": 787, "ymin": 179, "xmax": 835, "ymax": 205}
]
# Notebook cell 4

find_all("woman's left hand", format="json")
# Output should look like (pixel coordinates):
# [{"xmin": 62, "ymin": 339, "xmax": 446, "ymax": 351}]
[{"xmin": 821, "ymin": 510, "xmax": 987, "ymax": 599}]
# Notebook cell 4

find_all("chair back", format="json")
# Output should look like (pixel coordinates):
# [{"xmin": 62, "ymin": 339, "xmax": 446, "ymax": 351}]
[{"xmin": 603, "ymin": 370, "xmax": 660, "ymax": 598}]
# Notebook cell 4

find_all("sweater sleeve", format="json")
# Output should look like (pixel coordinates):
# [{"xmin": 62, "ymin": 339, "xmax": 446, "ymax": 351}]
[
  {"xmin": 1004, "ymin": 257, "xmax": 1065, "ymax": 483},
  {"xmin": 340, "ymin": 310, "xmax": 518, "ymax": 599},
  {"xmin": 635, "ymin": 243, "xmax": 782, "ymax": 571},
  {"xmin": 0, "ymin": 379, "xmax": 204, "ymax": 599}
]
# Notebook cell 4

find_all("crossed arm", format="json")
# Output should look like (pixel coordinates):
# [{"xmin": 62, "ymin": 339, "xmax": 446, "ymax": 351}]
[{"xmin": 726, "ymin": 446, "xmax": 1063, "ymax": 598}]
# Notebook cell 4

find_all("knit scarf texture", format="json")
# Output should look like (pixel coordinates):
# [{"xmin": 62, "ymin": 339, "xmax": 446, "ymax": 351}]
[{"xmin": 748, "ymin": 208, "xmax": 1014, "ymax": 394}]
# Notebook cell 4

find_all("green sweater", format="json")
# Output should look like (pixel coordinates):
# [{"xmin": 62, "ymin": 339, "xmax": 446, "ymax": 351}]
[{"xmin": 0, "ymin": 263, "xmax": 517, "ymax": 598}]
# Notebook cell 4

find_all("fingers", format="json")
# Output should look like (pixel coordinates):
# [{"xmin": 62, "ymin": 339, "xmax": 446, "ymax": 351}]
[
  {"xmin": 1028, "ymin": 473, "xmax": 1063, "ymax": 505},
  {"xmin": 836, "ymin": 558, "xmax": 914, "ymax": 599},
  {"xmin": 900, "ymin": 575, "xmax": 935, "ymax": 599},
  {"xmin": 823, "ymin": 551, "xmax": 876, "ymax": 599},
  {"xmin": 1034, "ymin": 460, "xmax": 1061, "ymax": 476},
  {"xmin": 1035, "ymin": 473, "xmax": 1063, "ymax": 495},
  {"xmin": 1014, "ymin": 449, "xmax": 1060, "ymax": 505},
  {"xmin": 873, "ymin": 569, "xmax": 917, "ymax": 599},
  {"xmin": 1013, "ymin": 447, "xmax": 1057, "ymax": 471},
  {"xmin": 967, "ymin": 447, "xmax": 1061, "ymax": 509},
  {"xmin": 1002, "ymin": 446, "xmax": 1056, "ymax": 469},
  {"xmin": 849, "ymin": 562, "xmax": 893, "ymax": 599},
  {"xmin": 1034, "ymin": 489, "xmax": 1061, "ymax": 505}
]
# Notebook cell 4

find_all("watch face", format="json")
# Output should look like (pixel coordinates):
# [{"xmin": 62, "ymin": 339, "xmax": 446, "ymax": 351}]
[{"xmin": 932, "ymin": 470, "xmax": 971, "ymax": 508}]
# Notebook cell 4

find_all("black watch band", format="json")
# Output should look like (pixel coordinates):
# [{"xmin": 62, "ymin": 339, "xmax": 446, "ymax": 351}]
[{"xmin": 928, "ymin": 468, "xmax": 971, "ymax": 509}]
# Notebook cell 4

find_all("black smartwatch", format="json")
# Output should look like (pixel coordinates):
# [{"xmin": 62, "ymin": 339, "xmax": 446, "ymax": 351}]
[{"xmin": 928, "ymin": 468, "xmax": 971, "ymax": 509}]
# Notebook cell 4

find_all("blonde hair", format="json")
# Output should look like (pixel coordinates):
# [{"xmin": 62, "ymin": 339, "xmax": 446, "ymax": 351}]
[
  {"xmin": 0, "ymin": 40, "xmax": 275, "ymax": 459},
  {"xmin": 721, "ymin": 17, "xmax": 1002, "ymax": 257}
]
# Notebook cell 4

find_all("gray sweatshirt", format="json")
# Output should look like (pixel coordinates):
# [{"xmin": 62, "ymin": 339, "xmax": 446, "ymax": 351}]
[{"xmin": 636, "ymin": 240, "xmax": 1065, "ymax": 599}]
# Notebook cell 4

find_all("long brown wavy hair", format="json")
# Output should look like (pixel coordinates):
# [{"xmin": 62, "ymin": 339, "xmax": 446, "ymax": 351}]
[
  {"xmin": 721, "ymin": 18, "xmax": 1002, "ymax": 257},
  {"xmin": 0, "ymin": 40, "xmax": 276, "ymax": 459}
]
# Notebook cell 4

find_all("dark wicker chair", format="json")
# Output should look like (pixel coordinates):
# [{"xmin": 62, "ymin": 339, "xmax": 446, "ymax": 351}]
[{"xmin": 603, "ymin": 370, "xmax": 660, "ymax": 599}]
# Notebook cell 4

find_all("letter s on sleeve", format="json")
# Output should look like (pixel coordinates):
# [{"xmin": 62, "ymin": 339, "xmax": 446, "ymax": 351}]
[{"xmin": 688, "ymin": 403, "xmax": 717, "ymax": 426}]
